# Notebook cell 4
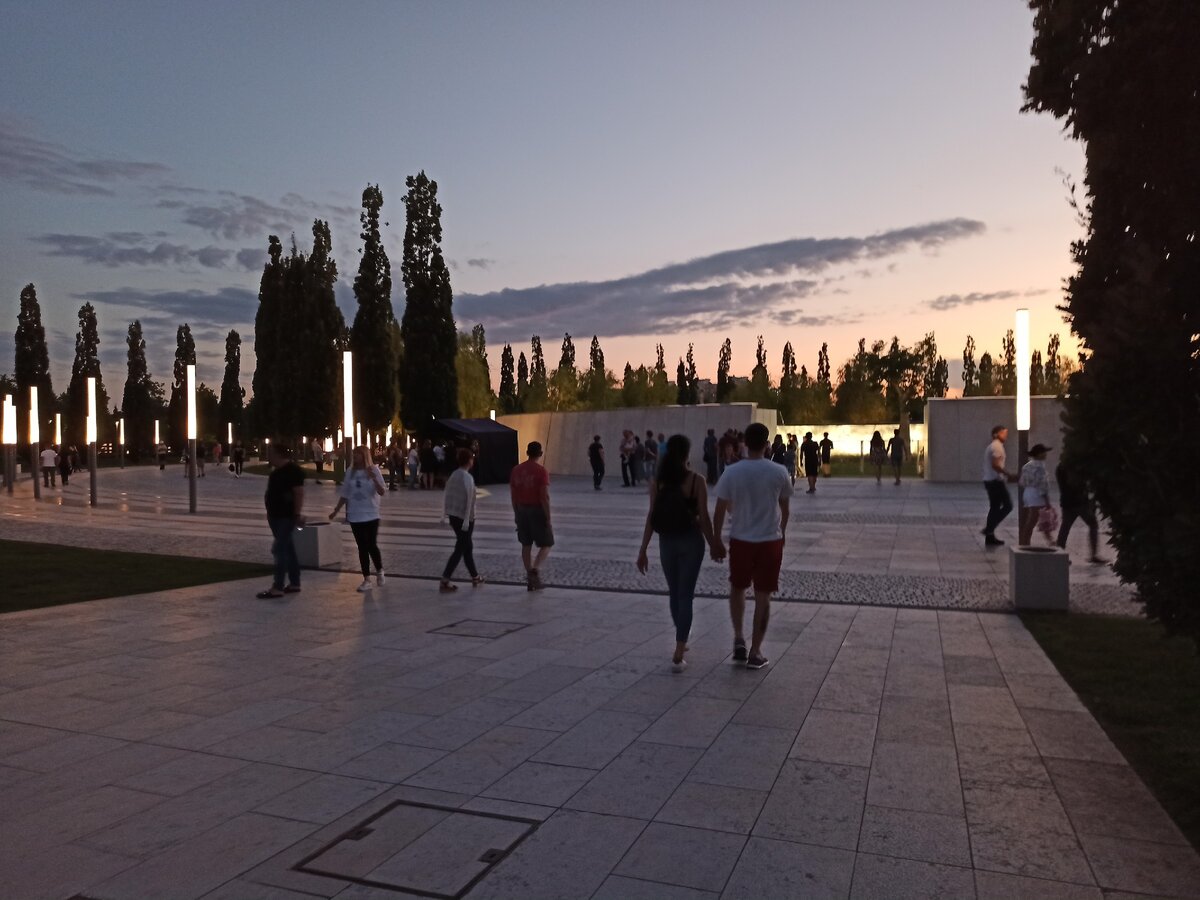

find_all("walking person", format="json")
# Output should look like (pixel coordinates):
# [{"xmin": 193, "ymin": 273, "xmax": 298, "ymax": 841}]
[
  {"xmin": 712, "ymin": 422, "xmax": 794, "ymax": 670},
  {"xmin": 407, "ymin": 444, "xmax": 420, "ymax": 489},
  {"xmin": 59, "ymin": 446, "xmax": 71, "ymax": 486},
  {"xmin": 420, "ymin": 440, "xmax": 437, "ymax": 490},
  {"xmin": 329, "ymin": 445, "xmax": 386, "ymax": 592},
  {"xmin": 197, "ymin": 444, "xmax": 206, "ymax": 478},
  {"xmin": 157, "ymin": 440, "xmax": 167, "ymax": 470},
  {"xmin": 982, "ymin": 425, "xmax": 1016, "ymax": 547},
  {"xmin": 800, "ymin": 432, "xmax": 820, "ymax": 494},
  {"xmin": 311, "ymin": 438, "xmax": 325, "ymax": 485},
  {"xmin": 257, "ymin": 443, "xmax": 305, "ymax": 598},
  {"xmin": 40, "ymin": 445, "xmax": 57, "ymax": 488},
  {"xmin": 440, "ymin": 448, "xmax": 484, "ymax": 591},
  {"xmin": 637, "ymin": 435, "xmax": 724, "ymax": 672},
  {"xmin": 1018, "ymin": 443, "xmax": 1055, "ymax": 546},
  {"xmin": 1056, "ymin": 452, "xmax": 1107, "ymax": 564},
  {"xmin": 703, "ymin": 428, "xmax": 719, "ymax": 486},
  {"xmin": 232, "ymin": 440, "xmax": 245, "ymax": 477},
  {"xmin": 510, "ymin": 441, "xmax": 553, "ymax": 590},
  {"xmin": 784, "ymin": 435, "xmax": 798, "ymax": 487},
  {"xmin": 388, "ymin": 439, "xmax": 404, "ymax": 491},
  {"xmin": 644, "ymin": 429, "xmax": 660, "ymax": 482},
  {"xmin": 619, "ymin": 430, "xmax": 635, "ymax": 487},
  {"xmin": 630, "ymin": 436, "xmax": 644, "ymax": 487},
  {"xmin": 887, "ymin": 429, "xmax": 905, "ymax": 485},
  {"xmin": 869, "ymin": 431, "xmax": 886, "ymax": 484},
  {"xmin": 819, "ymin": 432, "xmax": 834, "ymax": 477},
  {"xmin": 587, "ymin": 434, "xmax": 605, "ymax": 490}
]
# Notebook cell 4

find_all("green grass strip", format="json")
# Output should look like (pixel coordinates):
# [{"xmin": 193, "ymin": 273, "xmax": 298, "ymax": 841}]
[
  {"xmin": 1021, "ymin": 612, "xmax": 1200, "ymax": 849},
  {"xmin": 0, "ymin": 539, "xmax": 270, "ymax": 614}
]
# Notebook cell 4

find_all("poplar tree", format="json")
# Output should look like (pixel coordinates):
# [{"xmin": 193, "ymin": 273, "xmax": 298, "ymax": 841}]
[
  {"xmin": 300, "ymin": 220, "xmax": 346, "ymax": 437},
  {"xmin": 516, "ymin": 351, "xmax": 529, "ymax": 411},
  {"xmin": 976, "ymin": 352, "xmax": 996, "ymax": 396},
  {"xmin": 998, "ymin": 329, "xmax": 1017, "ymax": 396},
  {"xmin": 525, "ymin": 336, "xmax": 549, "ymax": 412},
  {"xmin": 14, "ymin": 283, "xmax": 54, "ymax": 444},
  {"xmin": 218, "ymin": 330, "xmax": 245, "ymax": 436},
  {"xmin": 168, "ymin": 324, "xmax": 196, "ymax": 447},
  {"xmin": 675, "ymin": 359, "xmax": 688, "ymax": 405},
  {"xmin": 748, "ymin": 335, "xmax": 774, "ymax": 408},
  {"xmin": 252, "ymin": 236, "xmax": 286, "ymax": 437},
  {"xmin": 550, "ymin": 333, "xmax": 578, "ymax": 410},
  {"xmin": 351, "ymin": 187, "xmax": 398, "ymax": 432},
  {"xmin": 1043, "ymin": 335, "xmax": 1062, "ymax": 395},
  {"xmin": 122, "ymin": 320, "xmax": 158, "ymax": 455},
  {"xmin": 962, "ymin": 335, "xmax": 978, "ymax": 396},
  {"xmin": 685, "ymin": 343, "xmax": 699, "ymax": 404},
  {"xmin": 498, "ymin": 344, "xmax": 517, "ymax": 414},
  {"xmin": 581, "ymin": 335, "xmax": 611, "ymax": 409},
  {"xmin": 65, "ymin": 303, "xmax": 110, "ymax": 446},
  {"xmin": 716, "ymin": 338, "xmax": 733, "ymax": 402},
  {"xmin": 399, "ymin": 172, "xmax": 458, "ymax": 431},
  {"xmin": 779, "ymin": 342, "xmax": 799, "ymax": 421},
  {"xmin": 455, "ymin": 326, "xmax": 494, "ymax": 418},
  {"xmin": 651, "ymin": 343, "xmax": 672, "ymax": 405}
]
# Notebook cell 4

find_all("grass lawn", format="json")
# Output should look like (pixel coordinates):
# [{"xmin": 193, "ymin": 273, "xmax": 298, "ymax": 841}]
[
  {"xmin": 0, "ymin": 539, "xmax": 271, "ymax": 614},
  {"xmin": 1021, "ymin": 612, "xmax": 1200, "ymax": 849}
]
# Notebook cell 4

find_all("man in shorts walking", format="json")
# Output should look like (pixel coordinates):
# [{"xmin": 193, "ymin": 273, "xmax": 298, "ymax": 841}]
[
  {"xmin": 713, "ymin": 422, "xmax": 793, "ymax": 670},
  {"xmin": 511, "ymin": 441, "xmax": 554, "ymax": 590}
]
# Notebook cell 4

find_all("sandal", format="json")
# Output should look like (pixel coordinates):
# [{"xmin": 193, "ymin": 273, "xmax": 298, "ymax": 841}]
[
  {"xmin": 256, "ymin": 589, "xmax": 285, "ymax": 599},
  {"xmin": 471, "ymin": 576, "xmax": 486, "ymax": 587},
  {"xmin": 439, "ymin": 581, "xmax": 458, "ymax": 593}
]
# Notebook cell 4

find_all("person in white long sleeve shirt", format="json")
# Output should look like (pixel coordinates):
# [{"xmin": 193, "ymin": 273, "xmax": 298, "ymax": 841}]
[{"xmin": 441, "ymin": 448, "xmax": 483, "ymax": 591}]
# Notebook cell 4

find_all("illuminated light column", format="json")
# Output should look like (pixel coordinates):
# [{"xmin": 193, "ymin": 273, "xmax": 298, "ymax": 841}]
[
  {"xmin": 118, "ymin": 417, "xmax": 126, "ymax": 469},
  {"xmin": 187, "ymin": 364, "xmax": 197, "ymax": 514},
  {"xmin": 227, "ymin": 421, "xmax": 232, "ymax": 448},
  {"xmin": 86, "ymin": 377, "xmax": 98, "ymax": 507},
  {"xmin": 2, "ymin": 396, "xmax": 15, "ymax": 495},
  {"xmin": 355, "ymin": 422, "xmax": 362, "ymax": 448},
  {"xmin": 55, "ymin": 412, "xmax": 61, "ymax": 446},
  {"xmin": 342, "ymin": 351, "xmax": 354, "ymax": 468},
  {"xmin": 324, "ymin": 436, "xmax": 333, "ymax": 454},
  {"xmin": 30, "ymin": 386, "xmax": 41, "ymax": 500},
  {"xmin": 386, "ymin": 424, "xmax": 392, "ymax": 444},
  {"xmin": 1015, "ymin": 308, "xmax": 1031, "ymax": 544},
  {"xmin": 489, "ymin": 409, "xmax": 496, "ymax": 421},
  {"xmin": 154, "ymin": 418, "xmax": 160, "ymax": 446}
]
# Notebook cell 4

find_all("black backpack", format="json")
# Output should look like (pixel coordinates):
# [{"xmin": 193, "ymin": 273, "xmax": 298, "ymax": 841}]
[{"xmin": 651, "ymin": 477, "xmax": 698, "ymax": 535}]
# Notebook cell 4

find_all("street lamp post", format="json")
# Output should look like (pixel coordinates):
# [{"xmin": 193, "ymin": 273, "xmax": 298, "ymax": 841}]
[
  {"xmin": 2, "ymin": 396, "xmax": 15, "ymax": 495},
  {"xmin": 86, "ymin": 376, "xmax": 98, "ymax": 507},
  {"xmin": 187, "ymin": 364, "xmax": 197, "ymax": 514},
  {"xmin": 342, "ymin": 351, "xmax": 354, "ymax": 470},
  {"xmin": 30, "ymin": 386, "xmax": 41, "ymax": 500},
  {"xmin": 1015, "ymin": 308, "xmax": 1031, "ymax": 545},
  {"xmin": 118, "ymin": 417, "xmax": 125, "ymax": 469}
]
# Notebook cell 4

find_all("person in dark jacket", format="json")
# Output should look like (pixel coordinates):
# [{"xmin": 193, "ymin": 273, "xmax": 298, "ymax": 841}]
[{"xmin": 1055, "ymin": 455, "xmax": 1107, "ymax": 564}]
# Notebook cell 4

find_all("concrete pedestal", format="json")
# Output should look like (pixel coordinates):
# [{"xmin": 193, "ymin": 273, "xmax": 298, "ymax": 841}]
[
  {"xmin": 1010, "ymin": 546, "xmax": 1070, "ymax": 611},
  {"xmin": 295, "ymin": 522, "xmax": 341, "ymax": 569}
]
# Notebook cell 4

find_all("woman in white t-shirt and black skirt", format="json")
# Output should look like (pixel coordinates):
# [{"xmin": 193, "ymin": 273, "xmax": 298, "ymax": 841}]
[{"xmin": 329, "ymin": 446, "xmax": 387, "ymax": 592}]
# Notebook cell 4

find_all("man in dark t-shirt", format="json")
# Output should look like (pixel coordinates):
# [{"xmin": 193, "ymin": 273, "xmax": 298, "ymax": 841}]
[
  {"xmin": 259, "ymin": 443, "xmax": 305, "ymax": 598},
  {"xmin": 818, "ymin": 433, "xmax": 834, "ymax": 476},
  {"xmin": 800, "ymin": 432, "xmax": 820, "ymax": 494},
  {"xmin": 587, "ymin": 436, "xmax": 605, "ymax": 491}
]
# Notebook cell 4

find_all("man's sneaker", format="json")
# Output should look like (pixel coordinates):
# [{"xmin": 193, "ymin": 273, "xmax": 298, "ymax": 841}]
[
  {"xmin": 356, "ymin": 580, "xmax": 371, "ymax": 593},
  {"xmin": 732, "ymin": 640, "xmax": 748, "ymax": 663},
  {"xmin": 376, "ymin": 570, "xmax": 386, "ymax": 586},
  {"xmin": 746, "ymin": 654, "xmax": 769, "ymax": 670},
  {"xmin": 671, "ymin": 658, "xmax": 688, "ymax": 673},
  {"xmin": 984, "ymin": 535, "xmax": 1004, "ymax": 547}
]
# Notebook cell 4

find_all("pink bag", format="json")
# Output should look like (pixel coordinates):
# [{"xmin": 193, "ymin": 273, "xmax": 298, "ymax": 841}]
[{"xmin": 1037, "ymin": 506, "xmax": 1059, "ymax": 538}]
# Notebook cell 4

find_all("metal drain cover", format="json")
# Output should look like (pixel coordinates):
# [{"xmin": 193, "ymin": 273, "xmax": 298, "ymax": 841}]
[
  {"xmin": 295, "ymin": 800, "xmax": 538, "ymax": 898},
  {"xmin": 428, "ymin": 619, "xmax": 531, "ymax": 639}
]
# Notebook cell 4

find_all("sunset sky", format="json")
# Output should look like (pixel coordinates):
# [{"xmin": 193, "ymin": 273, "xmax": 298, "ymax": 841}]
[{"xmin": 0, "ymin": 1, "xmax": 1085, "ymax": 397}]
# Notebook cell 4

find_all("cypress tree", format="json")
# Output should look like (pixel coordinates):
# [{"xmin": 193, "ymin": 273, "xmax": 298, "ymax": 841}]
[
  {"xmin": 685, "ymin": 343, "xmax": 699, "ymax": 404},
  {"xmin": 550, "ymin": 333, "xmax": 578, "ymax": 410},
  {"xmin": 998, "ymin": 329, "xmax": 1017, "ymax": 395},
  {"xmin": 582, "ymin": 335, "xmax": 611, "ymax": 409},
  {"xmin": 675, "ymin": 359, "xmax": 687, "ymax": 405},
  {"xmin": 351, "ymin": 190, "xmax": 398, "ymax": 432},
  {"xmin": 516, "ymin": 351, "xmax": 529, "ymax": 411},
  {"xmin": 498, "ymin": 344, "xmax": 516, "ymax": 414},
  {"xmin": 218, "ymin": 329, "xmax": 245, "ymax": 437},
  {"xmin": 651, "ymin": 343, "xmax": 672, "ymax": 405},
  {"xmin": 121, "ymin": 320, "xmax": 157, "ymax": 456},
  {"xmin": 976, "ymin": 352, "xmax": 995, "ymax": 396},
  {"xmin": 65, "ymin": 303, "xmax": 110, "ymax": 446},
  {"xmin": 168, "ymin": 324, "xmax": 196, "ymax": 448},
  {"xmin": 962, "ymin": 335, "xmax": 978, "ymax": 396},
  {"xmin": 526, "ymin": 336, "xmax": 549, "ymax": 412},
  {"xmin": 779, "ymin": 342, "xmax": 799, "ymax": 421},
  {"xmin": 399, "ymin": 172, "xmax": 458, "ymax": 432},
  {"xmin": 716, "ymin": 338, "xmax": 733, "ymax": 402},
  {"xmin": 252, "ymin": 236, "xmax": 286, "ymax": 438},
  {"xmin": 14, "ymin": 283, "xmax": 54, "ymax": 444},
  {"xmin": 1043, "ymin": 335, "xmax": 1062, "ymax": 396},
  {"xmin": 301, "ymin": 220, "xmax": 346, "ymax": 437}
]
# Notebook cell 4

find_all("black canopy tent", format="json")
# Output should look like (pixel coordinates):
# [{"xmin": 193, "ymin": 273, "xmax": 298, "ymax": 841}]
[{"xmin": 428, "ymin": 418, "xmax": 519, "ymax": 485}]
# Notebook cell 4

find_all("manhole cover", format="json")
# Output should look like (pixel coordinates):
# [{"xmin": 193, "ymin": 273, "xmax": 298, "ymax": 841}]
[
  {"xmin": 294, "ymin": 800, "xmax": 538, "ymax": 898},
  {"xmin": 428, "ymin": 619, "xmax": 531, "ymax": 639}
]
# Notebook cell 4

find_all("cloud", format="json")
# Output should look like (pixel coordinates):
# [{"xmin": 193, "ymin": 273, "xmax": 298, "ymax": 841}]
[
  {"xmin": 458, "ymin": 218, "xmax": 985, "ymax": 343},
  {"xmin": 466, "ymin": 257, "xmax": 495, "ymax": 269},
  {"xmin": 236, "ymin": 248, "xmax": 267, "ymax": 271},
  {"xmin": 78, "ymin": 287, "xmax": 259, "ymax": 328},
  {"xmin": 32, "ymin": 233, "xmax": 231, "ymax": 269},
  {"xmin": 923, "ymin": 287, "xmax": 1048, "ymax": 311},
  {"xmin": 0, "ymin": 119, "xmax": 169, "ymax": 195}
]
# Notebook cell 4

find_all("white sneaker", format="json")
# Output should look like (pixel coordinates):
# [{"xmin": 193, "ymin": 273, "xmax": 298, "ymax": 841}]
[
  {"xmin": 376, "ymin": 571, "xmax": 386, "ymax": 586},
  {"xmin": 671, "ymin": 658, "xmax": 688, "ymax": 673},
  {"xmin": 356, "ymin": 580, "xmax": 371, "ymax": 593}
]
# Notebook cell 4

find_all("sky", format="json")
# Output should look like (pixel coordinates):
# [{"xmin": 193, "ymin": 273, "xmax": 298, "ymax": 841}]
[{"xmin": 0, "ymin": 1, "xmax": 1085, "ymax": 400}]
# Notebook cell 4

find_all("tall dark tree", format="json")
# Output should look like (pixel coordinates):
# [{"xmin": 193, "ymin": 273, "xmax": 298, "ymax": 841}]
[
  {"xmin": 675, "ymin": 358, "xmax": 688, "ymax": 405},
  {"xmin": 550, "ymin": 333, "xmax": 578, "ymax": 410},
  {"xmin": 347, "ymin": 188, "xmax": 398, "ymax": 432},
  {"xmin": 581, "ymin": 335, "xmax": 611, "ymax": 409},
  {"xmin": 15, "ymin": 283, "xmax": 54, "ymax": 445},
  {"xmin": 456, "ymin": 325, "xmax": 494, "ymax": 418},
  {"xmin": 622, "ymin": 362, "xmax": 652, "ymax": 407},
  {"xmin": 962, "ymin": 335, "xmax": 978, "ymax": 396},
  {"xmin": 252, "ymin": 236, "xmax": 286, "ymax": 437},
  {"xmin": 976, "ymin": 351, "xmax": 996, "ymax": 396},
  {"xmin": 833, "ymin": 338, "xmax": 887, "ymax": 423},
  {"xmin": 997, "ymin": 329, "xmax": 1017, "ymax": 396},
  {"xmin": 516, "ymin": 351, "xmax": 529, "ymax": 410},
  {"xmin": 651, "ymin": 343, "xmax": 672, "ymax": 405},
  {"xmin": 716, "ymin": 338, "xmax": 733, "ymax": 402},
  {"xmin": 816, "ymin": 342, "xmax": 832, "ymax": 390},
  {"xmin": 525, "ymin": 335, "xmax": 549, "ymax": 412},
  {"xmin": 1025, "ymin": 0, "xmax": 1200, "ymax": 640},
  {"xmin": 498, "ymin": 344, "xmax": 517, "ymax": 414},
  {"xmin": 65, "ymin": 303, "xmax": 110, "ymax": 446},
  {"xmin": 121, "ymin": 320, "xmax": 158, "ymax": 456},
  {"xmin": 1043, "ymin": 334, "xmax": 1063, "ymax": 395},
  {"xmin": 218, "ymin": 329, "xmax": 245, "ymax": 438},
  {"xmin": 167, "ymin": 324, "xmax": 196, "ymax": 447},
  {"xmin": 1029, "ymin": 349, "xmax": 1046, "ymax": 395},
  {"xmin": 685, "ymin": 343, "xmax": 700, "ymax": 405},
  {"xmin": 778, "ymin": 342, "xmax": 799, "ymax": 422},
  {"xmin": 300, "ymin": 220, "xmax": 346, "ymax": 437},
  {"xmin": 399, "ymin": 172, "xmax": 458, "ymax": 431},
  {"xmin": 746, "ymin": 335, "xmax": 775, "ymax": 409}
]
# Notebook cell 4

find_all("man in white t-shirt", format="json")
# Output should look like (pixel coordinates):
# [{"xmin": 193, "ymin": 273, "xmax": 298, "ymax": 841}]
[
  {"xmin": 40, "ymin": 445, "xmax": 58, "ymax": 488},
  {"xmin": 713, "ymin": 422, "xmax": 794, "ymax": 670},
  {"xmin": 982, "ymin": 424, "xmax": 1015, "ymax": 546}
]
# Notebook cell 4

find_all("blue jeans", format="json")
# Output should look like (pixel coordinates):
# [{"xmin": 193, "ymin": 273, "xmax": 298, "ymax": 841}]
[
  {"xmin": 659, "ymin": 529, "xmax": 706, "ymax": 643},
  {"xmin": 268, "ymin": 517, "xmax": 300, "ymax": 589}
]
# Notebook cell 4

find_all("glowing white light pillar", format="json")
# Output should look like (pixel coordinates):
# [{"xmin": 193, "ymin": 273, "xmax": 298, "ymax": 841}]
[
  {"xmin": 342, "ymin": 351, "xmax": 354, "ymax": 468},
  {"xmin": 85, "ymin": 377, "xmax": 98, "ymax": 506},
  {"xmin": 187, "ymin": 364, "xmax": 197, "ymax": 514},
  {"xmin": 118, "ymin": 417, "xmax": 125, "ymax": 469},
  {"xmin": 1015, "ymin": 308, "xmax": 1031, "ymax": 544},
  {"xmin": 55, "ymin": 413, "xmax": 61, "ymax": 446},
  {"xmin": 154, "ymin": 418, "xmax": 160, "ymax": 446},
  {"xmin": 227, "ymin": 421, "xmax": 232, "ymax": 449},
  {"xmin": 30, "ymin": 386, "xmax": 41, "ymax": 500},
  {"xmin": 2, "ymin": 396, "xmax": 15, "ymax": 495}
]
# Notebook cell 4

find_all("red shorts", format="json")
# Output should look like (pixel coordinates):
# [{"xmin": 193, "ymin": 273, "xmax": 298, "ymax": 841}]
[{"xmin": 728, "ymin": 538, "xmax": 784, "ymax": 594}]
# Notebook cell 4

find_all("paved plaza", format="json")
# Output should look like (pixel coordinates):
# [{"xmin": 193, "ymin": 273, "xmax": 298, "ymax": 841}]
[{"xmin": 1, "ymin": 465, "xmax": 1197, "ymax": 899}]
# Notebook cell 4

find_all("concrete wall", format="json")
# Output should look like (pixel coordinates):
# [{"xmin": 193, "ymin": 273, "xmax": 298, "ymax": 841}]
[
  {"xmin": 773, "ymin": 423, "xmax": 927, "ymax": 459},
  {"xmin": 926, "ymin": 396, "xmax": 1065, "ymax": 483},
  {"xmin": 498, "ymin": 404, "xmax": 776, "ymax": 476}
]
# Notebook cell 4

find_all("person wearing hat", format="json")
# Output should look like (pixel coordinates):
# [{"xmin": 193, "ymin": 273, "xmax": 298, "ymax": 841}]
[
  {"xmin": 510, "ymin": 441, "xmax": 554, "ymax": 590},
  {"xmin": 1018, "ymin": 443, "xmax": 1054, "ymax": 545}
]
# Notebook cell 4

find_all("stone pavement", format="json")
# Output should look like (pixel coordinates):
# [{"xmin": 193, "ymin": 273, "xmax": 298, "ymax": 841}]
[
  {"xmin": 2, "ymin": 571, "xmax": 1198, "ymax": 899},
  {"xmin": 0, "ymin": 464, "xmax": 1137, "ymax": 614}
]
